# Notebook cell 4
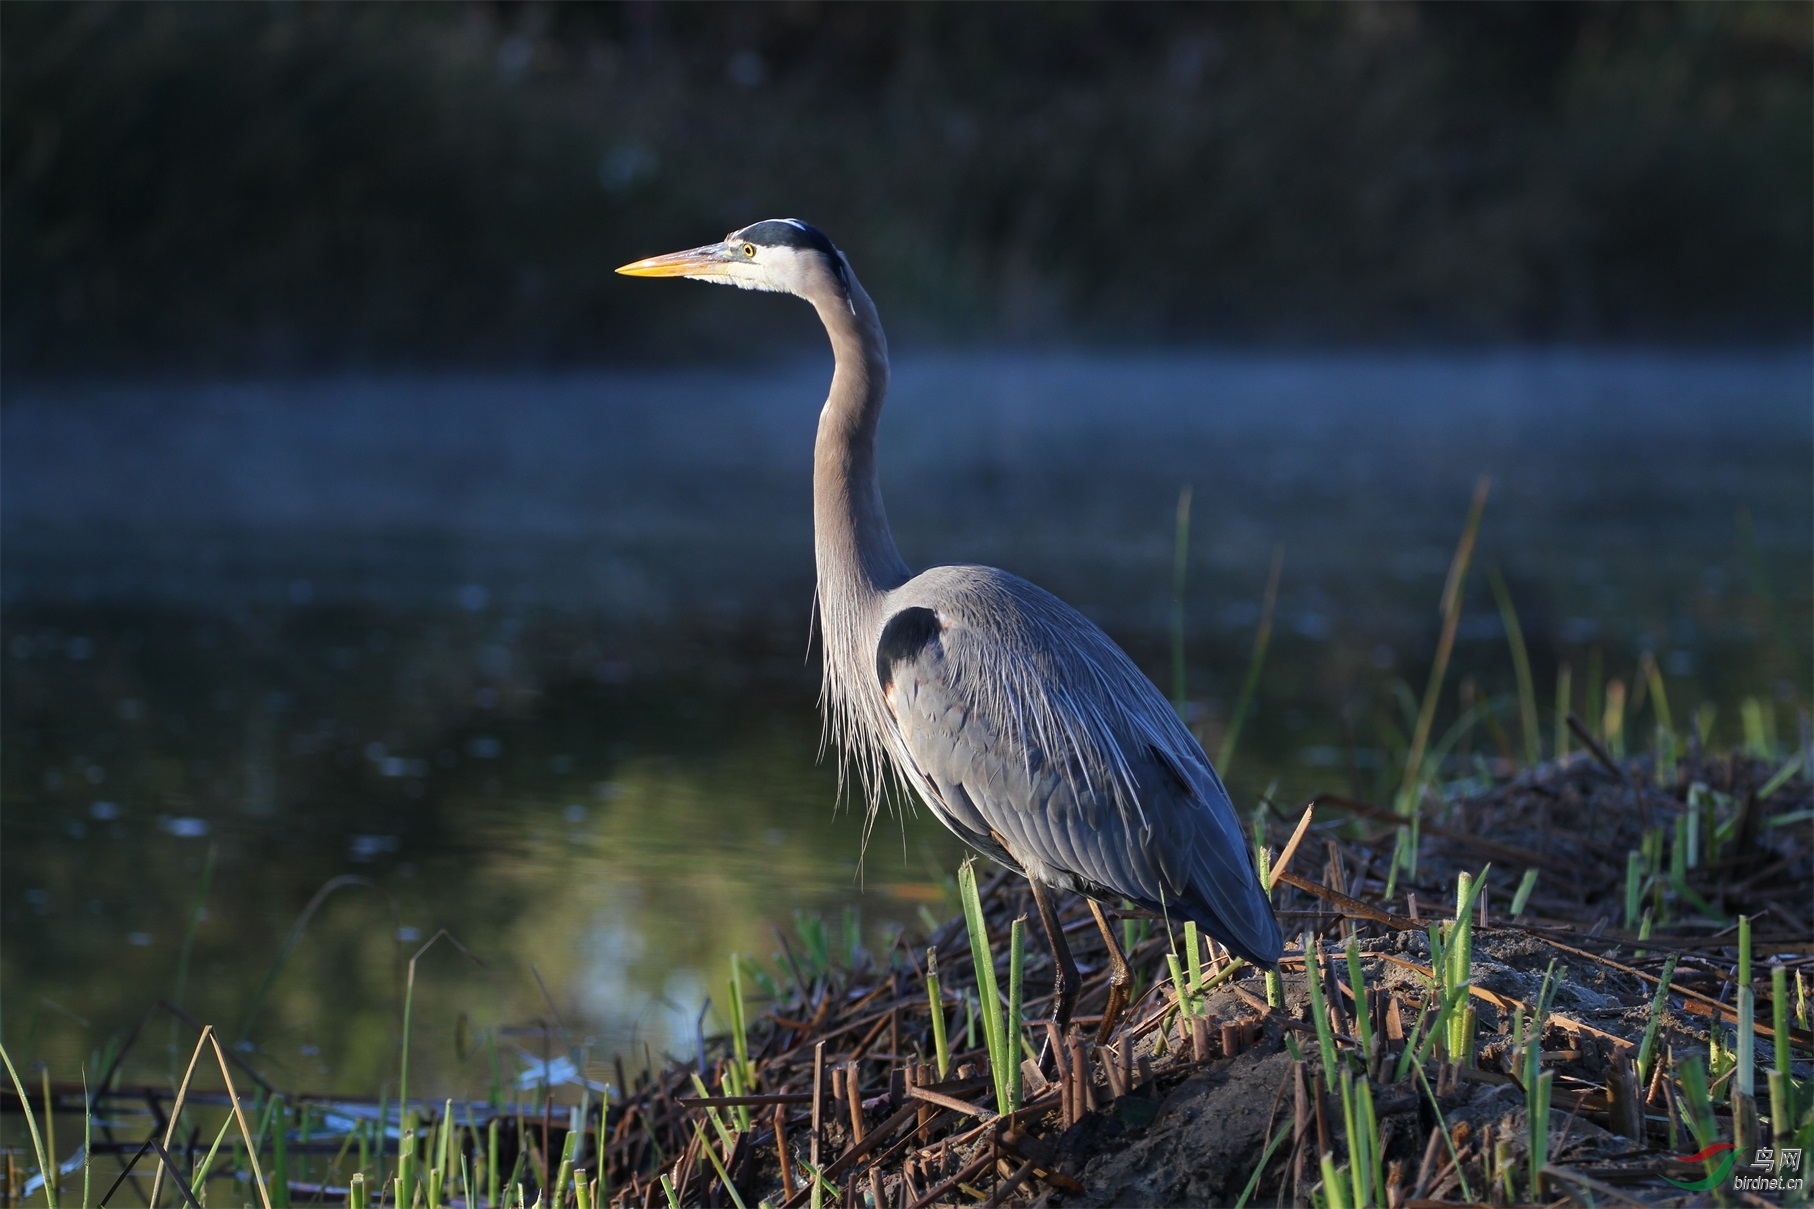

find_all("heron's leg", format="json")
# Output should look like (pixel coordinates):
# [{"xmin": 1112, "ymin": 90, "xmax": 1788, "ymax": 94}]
[
  {"xmin": 1086, "ymin": 899, "xmax": 1132, "ymax": 1044},
  {"xmin": 1025, "ymin": 876, "xmax": 1079, "ymax": 1031}
]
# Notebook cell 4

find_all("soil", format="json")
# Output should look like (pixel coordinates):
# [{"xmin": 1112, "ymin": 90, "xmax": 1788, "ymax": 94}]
[{"xmin": 597, "ymin": 749, "xmax": 1811, "ymax": 1207}]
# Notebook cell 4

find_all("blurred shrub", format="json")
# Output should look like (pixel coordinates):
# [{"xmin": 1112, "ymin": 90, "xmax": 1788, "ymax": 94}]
[{"xmin": 2, "ymin": 1, "xmax": 1808, "ymax": 375}]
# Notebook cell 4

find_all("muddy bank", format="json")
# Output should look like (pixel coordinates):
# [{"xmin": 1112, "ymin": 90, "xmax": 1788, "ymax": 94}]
[{"xmin": 596, "ymin": 748, "xmax": 1811, "ymax": 1207}]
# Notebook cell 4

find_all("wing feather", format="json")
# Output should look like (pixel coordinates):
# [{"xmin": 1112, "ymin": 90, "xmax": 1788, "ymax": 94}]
[{"xmin": 877, "ymin": 566, "xmax": 1283, "ymax": 965}]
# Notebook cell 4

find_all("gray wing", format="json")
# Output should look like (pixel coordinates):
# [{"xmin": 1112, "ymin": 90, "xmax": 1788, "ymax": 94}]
[{"xmin": 875, "ymin": 566, "xmax": 1283, "ymax": 966}]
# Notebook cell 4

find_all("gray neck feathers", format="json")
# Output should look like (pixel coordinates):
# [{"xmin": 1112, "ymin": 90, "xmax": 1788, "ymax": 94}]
[{"xmin": 809, "ymin": 274, "xmax": 912, "ymax": 813}]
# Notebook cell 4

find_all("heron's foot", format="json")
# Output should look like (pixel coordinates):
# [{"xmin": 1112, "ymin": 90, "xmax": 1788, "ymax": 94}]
[
  {"xmin": 1047, "ymin": 975, "xmax": 1077, "ymax": 1033},
  {"xmin": 1086, "ymin": 898, "xmax": 1134, "ymax": 1044},
  {"xmin": 1094, "ymin": 979, "xmax": 1130, "ymax": 1045}
]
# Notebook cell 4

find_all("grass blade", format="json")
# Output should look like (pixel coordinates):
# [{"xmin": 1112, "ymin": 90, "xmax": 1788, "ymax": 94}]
[
  {"xmin": 1006, "ymin": 916, "xmax": 1025, "ymax": 1113},
  {"xmin": 957, "ymin": 860, "xmax": 1008, "ymax": 1113},
  {"xmin": 1488, "ymin": 566, "xmax": 1540, "ymax": 766},
  {"xmin": 926, "ymin": 947, "xmax": 950, "ymax": 1079},
  {"xmin": 1395, "ymin": 477, "xmax": 1491, "ymax": 881},
  {"xmin": 1218, "ymin": 545, "xmax": 1284, "ymax": 772},
  {"xmin": 0, "ymin": 1043, "xmax": 55, "ymax": 1208}
]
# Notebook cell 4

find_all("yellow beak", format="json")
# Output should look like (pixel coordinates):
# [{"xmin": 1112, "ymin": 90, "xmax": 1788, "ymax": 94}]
[{"xmin": 614, "ymin": 242, "xmax": 735, "ymax": 278}]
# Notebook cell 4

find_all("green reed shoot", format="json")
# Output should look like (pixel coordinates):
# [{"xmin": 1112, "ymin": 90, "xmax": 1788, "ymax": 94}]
[
  {"xmin": 926, "ymin": 947, "xmax": 951, "ymax": 1078},
  {"xmin": 796, "ymin": 910, "xmax": 829, "ymax": 974},
  {"xmin": 1771, "ymin": 964, "xmax": 1796, "ymax": 1144},
  {"xmin": 1510, "ymin": 868, "xmax": 1538, "ymax": 916},
  {"xmin": 2, "ymin": 1046, "xmax": 53, "ymax": 1209},
  {"xmin": 1392, "ymin": 476, "xmax": 1490, "ymax": 885},
  {"xmin": 1353, "ymin": 1068, "xmax": 1384, "ymax": 1208},
  {"xmin": 267, "ymin": 1093, "xmax": 290, "ymax": 1200},
  {"xmin": 1604, "ymin": 678, "xmax": 1627, "ymax": 757},
  {"xmin": 483, "ymin": 1115, "xmax": 501, "ymax": 1208},
  {"xmin": 692, "ymin": 1117, "xmax": 750, "ymax": 1209},
  {"xmin": 1344, "ymin": 938, "xmax": 1375, "ymax": 1066},
  {"xmin": 79, "ymin": 1074, "xmax": 90, "ymax": 1209},
  {"xmin": 1303, "ymin": 932, "xmax": 1340, "ymax": 1079},
  {"xmin": 1643, "ymin": 653, "xmax": 1677, "ymax": 781},
  {"xmin": 1488, "ymin": 567, "xmax": 1540, "ymax": 766},
  {"xmin": 359, "ymin": 1094, "xmax": 378, "ymax": 1179},
  {"xmin": 1760, "ymin": 755, "xmax": 1804, "ymax": 800},
  {"xmin": 1521, "ymin": 961, "xmax": 1560, "ymax": 1199},
  {"xmin": 552, "ymin": 1129, "xmax": 579, "ymax": 1209},
  {"xmin": 1702, "ymin": 1016, "xmax": 1722, "ymax": 1082},
  {"xmin": 1443, "ymin": 868, "xmax": 1488, "ymax": 1064},
  {"xmin": 1410, "ymin": 1059, "xmax": 1476, "ymax": 1202},
  {"xmin": 799, "ymin": 1159, "xmax": 835, "ymax": 1209},
  {"xmin": 169, "ymin": 840, "xmax": 218, "ymax": 1079},
  {"xmin": 191, "ymin": 1110, "xmax": 236, "ymax": 1202},
  {"xmin": 1585, "ymin": 647, "xmax": 1605, "ymax": 740},
  {"xmin": 396, "ymin": 1121, "xmax": 419, "ymax": 1209},
  {"xmin": 1394, "ymin": 997, "xmax": 1433, "ymax": 1083},
  {"xmin": 398, "ymin": 933, "xmax": 465, "ymax": 1130},
  {"xmin": 1234, "ymin": 1121, "xmax": 1293, "ymax": 1209},
  {"xmin": 1336, "ymin": 1068, "xmax": 1362, "ymax": 1207},
  {"xmin": 1734, "ymin": 918, "xmax": 1758, "ymax": 1121},
  {"xmin": 457, "ymin": 1122, "xmax": 476, "ymax": 1207},
  {"xmin": 1742, "ymin": 697, "xmax": 1774, "ymax": 756},
  {"xmin": 1318, "ymin": 1150, "xmax": 1348, "ymax": 1209},
  {"xmin": 1677, "ymin": 1054, "xmax": 1725, "ymax": 1192},
  {"xmin": 726, "ymin": 956, "xmax": 754, "ymax": 1131},
  {"xmin": 1167, "ymin": 951, "xmax": 1194, "ymax": 1020},
  {"xmin": 1554, "ymin": 662, "xmax": 1572, "ymax": 760},
  {"xmin": 1007, "ymin": 916, "xmax": 1025, "ymax": 1111},
  {"xmin": 1693, "ymin": 701, "xmax": 1717, "ymax": 749},
  {"xmin": 432, "ymin": 1099, "xmax": 457, "ymax": 1207},
  {"xmin": 689, "ymin": 1073, "xmax": 738, "ymax": 1152},
  {"xmin": 38, "ymin": 1068, "xmax": 57, "ymax": 1205},
  {"xmin": 1624, "ymin": 850, "xmax": 1644, "ymax": 930},
  {"xmin": 1637, "ymin": 955, "xmax": 1680, "ymax": 1085},
  {"xmin": 957, "ymin": 860, "xmax": 1013, "ymax": 1114},
  {"xmin": 1219, "ymin": 545, "xmax": 1284, "ymax": 773},
  {"xmin": 1493, "ymin": 1136, "xmax": 1515, "ymax": 1205}
]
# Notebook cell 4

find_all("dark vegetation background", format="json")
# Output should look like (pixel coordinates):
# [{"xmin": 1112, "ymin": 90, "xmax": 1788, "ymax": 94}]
[
  {"xmin": 4, "ymin": 1, "xmax": 1810, "ymax": 379},
  {"xmin": 3, "ymin": 1, "xmax": 1811, "ymax": 1103}
]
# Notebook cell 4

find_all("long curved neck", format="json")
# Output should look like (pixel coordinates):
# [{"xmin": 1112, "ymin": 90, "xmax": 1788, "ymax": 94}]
[{"xmin": 811, "ymin": 277, "xmax": 910, "ymax": 604}]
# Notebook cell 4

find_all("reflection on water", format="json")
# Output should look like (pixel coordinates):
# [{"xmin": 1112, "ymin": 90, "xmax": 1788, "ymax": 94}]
[{"xmin": 4, "ymin": 350, "xmax": 1809, "ymax": 1098}]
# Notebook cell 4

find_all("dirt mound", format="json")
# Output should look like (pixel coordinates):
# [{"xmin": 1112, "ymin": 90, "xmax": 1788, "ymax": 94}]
[{"xmin": 594, "ymin": 750, "xmax": 1810, "ymax": 1207}]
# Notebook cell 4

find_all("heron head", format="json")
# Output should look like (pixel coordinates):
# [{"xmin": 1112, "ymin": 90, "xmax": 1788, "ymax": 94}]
[{"xmin": 615, "ymin": 218, "xmax": 850, "ymax": 302}]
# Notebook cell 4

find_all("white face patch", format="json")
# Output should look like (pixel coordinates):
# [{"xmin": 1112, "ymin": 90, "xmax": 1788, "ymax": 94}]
[
  {"xmin": 709, "ymin": 242, "xmax": 831, "ymax": 296},
  {"xmin": 685, "ymin": 223, "xmax": 848, "ymax": 302}
]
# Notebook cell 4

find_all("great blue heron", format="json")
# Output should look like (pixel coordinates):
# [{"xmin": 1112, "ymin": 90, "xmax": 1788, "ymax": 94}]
[{"xmin": 618, "ymin": 219, "xmax": 1283, "ymax": 1040}]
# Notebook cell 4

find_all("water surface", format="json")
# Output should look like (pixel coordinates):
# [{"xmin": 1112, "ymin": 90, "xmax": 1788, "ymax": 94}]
[{"xmin": 5, "ymin": 350, "xmax": 1808, "ymax": 1099}]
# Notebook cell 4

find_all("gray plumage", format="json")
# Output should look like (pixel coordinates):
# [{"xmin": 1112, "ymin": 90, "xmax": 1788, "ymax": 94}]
[
  {"xmin": 874, "ymin": 568, "xmax": 1280, "ymax": 965},
  {"xmin": 618, "ymin": 219, "xmax": 1284, "ymax": 1018}
]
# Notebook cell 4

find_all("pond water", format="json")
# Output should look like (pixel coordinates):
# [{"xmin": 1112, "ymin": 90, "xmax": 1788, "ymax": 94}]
[{"xmin": 4, "ymin": 349, "xmax": 1809, "ymax": 1102}]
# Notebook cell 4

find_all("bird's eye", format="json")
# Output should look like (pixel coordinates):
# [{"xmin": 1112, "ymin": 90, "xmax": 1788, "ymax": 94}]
[{"xmin": 741, "ymin": 243, "xmax": 757, "ymax": 258}]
